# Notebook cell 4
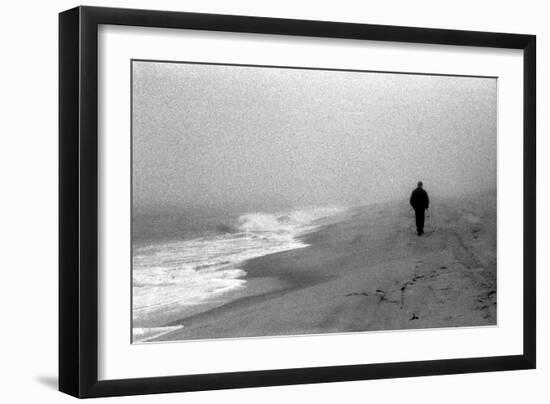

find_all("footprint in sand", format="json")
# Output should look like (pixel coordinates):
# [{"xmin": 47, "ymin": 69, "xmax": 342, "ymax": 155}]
[{"xmin": 375, "ymin": 289, "xmax": 387, "ymax": 302}]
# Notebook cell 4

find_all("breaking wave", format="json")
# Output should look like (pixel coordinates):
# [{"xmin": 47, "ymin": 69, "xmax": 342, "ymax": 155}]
[{"xmin": 132, "ymin": 205, "xmax": 345, "ymax": 341}]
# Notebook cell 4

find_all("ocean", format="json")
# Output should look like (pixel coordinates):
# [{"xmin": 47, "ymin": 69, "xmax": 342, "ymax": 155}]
[{"xmin": 132, "ymin": 205, "xmax": 345, "ymax": 342}]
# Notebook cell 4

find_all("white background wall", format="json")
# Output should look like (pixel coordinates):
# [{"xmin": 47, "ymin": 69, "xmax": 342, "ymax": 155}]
[{"xmin": 0, "ymin": 0, "xmax": 546, "ymax": 402}]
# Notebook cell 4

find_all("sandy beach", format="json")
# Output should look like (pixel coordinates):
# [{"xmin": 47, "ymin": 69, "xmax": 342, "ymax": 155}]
[{"xmin": 157, "ymin": 191, "xmax": 496, "ymax": 342}]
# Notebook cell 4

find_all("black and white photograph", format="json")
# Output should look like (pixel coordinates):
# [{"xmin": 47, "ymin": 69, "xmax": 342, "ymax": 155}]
[
  {"xmin": 1, "ymin": 0, "xmax": 545, "ymax": 401},
  {"xmin": 131, "ymin": 60, "xmax": 497, "ymax": 343}
]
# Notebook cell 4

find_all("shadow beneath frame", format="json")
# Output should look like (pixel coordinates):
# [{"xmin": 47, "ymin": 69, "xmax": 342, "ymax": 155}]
[{"xmin": 35, "ymin": 375, "xmax": 58, "ymax": 390}]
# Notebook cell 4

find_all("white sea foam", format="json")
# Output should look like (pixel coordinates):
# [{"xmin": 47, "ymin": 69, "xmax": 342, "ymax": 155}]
[
  {"xmin": 132, "ymin": 206, "xmax": 345, "ymax": 334},
  {"xmin": 133, "ymin": 325, "xmax": 184, "ymax": 343}
]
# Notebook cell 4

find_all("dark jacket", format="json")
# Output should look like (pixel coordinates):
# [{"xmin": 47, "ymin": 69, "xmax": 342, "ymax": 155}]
[{"xmin": 410, "ymin": 188, "xmax": 429, "ymax": 210}]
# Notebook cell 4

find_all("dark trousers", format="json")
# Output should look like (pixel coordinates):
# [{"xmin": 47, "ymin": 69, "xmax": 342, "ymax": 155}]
[{"xmin": 414, "ymin": 208, "xmax": 425, "ymax": 234}]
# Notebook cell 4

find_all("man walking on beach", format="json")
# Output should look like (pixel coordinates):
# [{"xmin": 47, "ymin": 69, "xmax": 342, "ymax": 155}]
[{"xmin": 410, "ymin": 181, "xmax": 429, "ymax": 236}]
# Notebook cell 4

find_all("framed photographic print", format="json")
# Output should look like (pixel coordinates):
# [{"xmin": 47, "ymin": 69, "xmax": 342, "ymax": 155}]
[{"xmin": 59, "ymin": 6, "xmax": 536, "ymax": 398}]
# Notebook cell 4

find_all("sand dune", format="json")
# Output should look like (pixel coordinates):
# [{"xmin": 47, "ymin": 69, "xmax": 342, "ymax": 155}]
[{"xmin": 158, "ymin": 191, "xmax": 496, "ymax": 341}]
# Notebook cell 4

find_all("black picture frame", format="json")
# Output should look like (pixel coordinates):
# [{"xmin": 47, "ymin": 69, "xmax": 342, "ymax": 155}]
[{"xmin": 59, "ymin": 6, "xmax": 536, "ymax": 398}]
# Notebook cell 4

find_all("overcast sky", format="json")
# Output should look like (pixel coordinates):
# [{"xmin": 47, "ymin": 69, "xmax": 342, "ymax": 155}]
[{"xmin": 132, "ymin": 61, "xmax": 496, "ymax": 212}]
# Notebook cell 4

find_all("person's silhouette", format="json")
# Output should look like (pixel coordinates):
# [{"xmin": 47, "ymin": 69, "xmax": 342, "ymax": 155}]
[{"xmin": 409, "ymin": 181, "xmax": 429, "ymax": 236}]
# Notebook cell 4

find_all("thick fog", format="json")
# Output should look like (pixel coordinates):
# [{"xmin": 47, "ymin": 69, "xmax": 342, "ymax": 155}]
[{"xmin": 132, "ymin": 61, "xmax": 496, "ymax": 212}]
